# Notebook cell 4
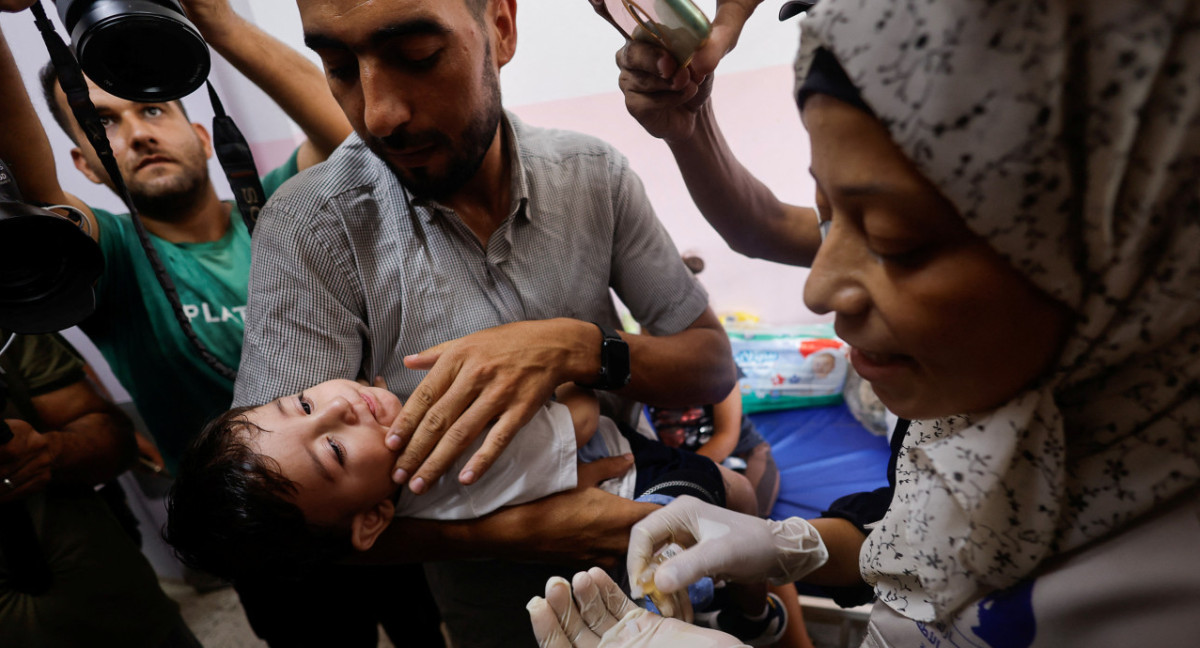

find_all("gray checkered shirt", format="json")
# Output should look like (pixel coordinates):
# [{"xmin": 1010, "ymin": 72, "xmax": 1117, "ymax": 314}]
[{"xmin": 233, "ymin": 113, "xmax": 708, "ymax": 406}]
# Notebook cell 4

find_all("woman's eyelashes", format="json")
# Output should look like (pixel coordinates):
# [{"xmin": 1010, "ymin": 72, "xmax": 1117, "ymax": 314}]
[
  {"xmin": 298, "ymin": 393, "xmax": 312, "ymax": 415},
  {"xmin": 871, "ymin": 240, "xmax": 931, "ymax": 267}
]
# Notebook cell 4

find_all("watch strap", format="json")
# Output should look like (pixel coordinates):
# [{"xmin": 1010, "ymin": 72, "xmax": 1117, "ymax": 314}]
[{"xmin": 578, "ymin": 321, "xmax": 630, "ymax": 390}]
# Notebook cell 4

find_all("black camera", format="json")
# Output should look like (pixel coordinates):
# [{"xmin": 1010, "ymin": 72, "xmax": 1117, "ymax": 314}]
[
  {"xmin": 52, "ymin": 0, "xmax": 210, "ymax": 102},
  {"xmin": 0, "ymin": 160, "xmax": 102, "ymax": 334}
]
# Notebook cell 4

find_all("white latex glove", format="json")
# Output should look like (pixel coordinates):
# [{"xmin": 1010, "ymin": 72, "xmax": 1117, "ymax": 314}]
[
  {"xmin": 627, "ymin": 495, "xmax": 829, "ymax": 597},
  {"xmin": 527, "ymin": 567, "xmax": 747, "ymax": 648}
]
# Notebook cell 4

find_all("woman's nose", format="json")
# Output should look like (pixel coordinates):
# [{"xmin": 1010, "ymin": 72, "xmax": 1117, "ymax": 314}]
[{"xmin": 803, "ymin": 219, "xmax": 872, "ymax": 318}]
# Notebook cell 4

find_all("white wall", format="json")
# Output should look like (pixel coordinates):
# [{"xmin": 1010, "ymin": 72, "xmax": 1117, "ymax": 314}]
[{"xmin": 1, "ymin": 0, "xmax": 822, "ymax": 325}]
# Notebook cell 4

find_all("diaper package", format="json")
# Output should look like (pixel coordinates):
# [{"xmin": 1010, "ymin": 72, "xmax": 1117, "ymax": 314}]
[{"xmin": 728, "ymin": 323, "xmax": 848, "ymax": 413}]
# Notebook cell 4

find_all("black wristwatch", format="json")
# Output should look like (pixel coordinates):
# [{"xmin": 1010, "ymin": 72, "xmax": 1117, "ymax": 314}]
[{"xmin": 578, "ymin": 321, "xmax": 630, "ymax": 390}]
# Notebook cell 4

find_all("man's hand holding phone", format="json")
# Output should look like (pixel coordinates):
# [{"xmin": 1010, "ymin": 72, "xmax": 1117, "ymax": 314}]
[
  {"xmin": 601, "ymin": 0, "xmax": 766, "ymax": 143},
  {"xmin": 617, "ymin": 38, "xmax": 713, "ymax": 143},
  {"xmin": 590, "ymin": 0, "xmax": 764, "ymax": 78}
]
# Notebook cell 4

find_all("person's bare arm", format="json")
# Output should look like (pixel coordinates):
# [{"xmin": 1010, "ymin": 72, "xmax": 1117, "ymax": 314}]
[
  {"xmin": 0, "ymin": 21, "xmax": 96, "ymax": 238},
  {"xmin": 0, "ymin": 374, "xmax": 136, "ymax": 503},
  {"xmin": 180, "ymin": 0, "xmax": 351, "ymax": 170},
  {"xmin": 389, "ymin": 311, "xmax": 733, "ymax": 493},
  {"xmin": 617, "ymin": 40, "xmax": 819, "ymax": 266},
  {"xmin": 623, "ymin": 307, "xmax": 733, "ymax": 407},
  {"xmin": 34, "ymin": 375, "xmax": 137, "ymax": 486},
  {"xmin": 666, "ymin": 101, "xmax": 819, "ymax": 265},
  {"xmin": 554, "ymin": 383, "xmax": 599, "ymax": 447},
  {"xmin": 696, "ymin": 384, "xmax": 741, "ymax": 463},
  {"xmin": 802, "ymin": 517, "xmax": 868, "ymax": 587},
  {"xmin": 355, "ymin": 484, "xmax": 656, "ymax": 569}
]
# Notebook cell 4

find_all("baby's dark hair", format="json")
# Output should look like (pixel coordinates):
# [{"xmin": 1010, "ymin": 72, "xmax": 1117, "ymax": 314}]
[{"xmin": 164, "ymin": 406, "xmax": 353, "ymax": 583}]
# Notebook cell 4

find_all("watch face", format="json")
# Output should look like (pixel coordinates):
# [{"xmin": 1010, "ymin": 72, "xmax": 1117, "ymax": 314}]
[{"xmin": 602, "ymin": 337, "xmax": 631, "ymax": 388}]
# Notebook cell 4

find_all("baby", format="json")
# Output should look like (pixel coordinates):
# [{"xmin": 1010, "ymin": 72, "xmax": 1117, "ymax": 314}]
[
  {"xmin": 165, "ymin": 378, "xmax": 787, "ymax": 644},
  {"xmin": 165, "ymin": 379, "xmax": 747, "ymax": 574}
]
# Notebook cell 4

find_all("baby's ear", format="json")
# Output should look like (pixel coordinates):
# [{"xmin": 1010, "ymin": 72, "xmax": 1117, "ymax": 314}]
[{"xmin": 349, "ymin": 498, "xmax": 396, "ymax": 552}]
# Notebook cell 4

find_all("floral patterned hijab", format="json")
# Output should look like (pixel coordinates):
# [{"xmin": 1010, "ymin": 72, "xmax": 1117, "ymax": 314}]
[{"xmin": 796, "ymin": 0, "xmax": 1200, "ymax": 622}]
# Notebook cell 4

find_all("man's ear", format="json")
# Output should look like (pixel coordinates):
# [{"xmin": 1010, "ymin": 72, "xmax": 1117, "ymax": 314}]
[
  {"xmin": 349, "ymin": 498, "xmax": 395, "ymax": 552},
  {"xmin": 192, "ymin": 122, "xmax": 214, "ymax": 160},
  {"xmin": 70, "ymin": 147, "xmax": 107, "ymax": 185},
  {"xmin": 490, "ymin": 0, "xmax": 517, "ymax": 68}
]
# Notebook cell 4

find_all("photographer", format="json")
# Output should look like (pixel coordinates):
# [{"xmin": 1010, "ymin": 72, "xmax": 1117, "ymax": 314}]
[
  {"xmin": 1, "ymin": 0, "xmax": 350, "ymax": 476},
  {"xmin": 0, "ymin": 330, "xmax": 198, "ymax": 647},
  {"xmin": 1, "ymin": 2, "xmax": 446, "ymax": 646}
]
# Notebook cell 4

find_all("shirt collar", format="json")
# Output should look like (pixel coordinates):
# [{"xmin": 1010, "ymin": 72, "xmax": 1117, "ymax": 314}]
[{"xmin": 410, "ymin": 111, "xmax": 531, "ymax": 224}]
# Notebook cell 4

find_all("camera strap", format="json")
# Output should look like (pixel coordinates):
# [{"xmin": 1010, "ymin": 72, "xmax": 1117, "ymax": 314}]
[
  {"xmin": 206, "ymin": 82, "xmax": 264, "ymax": 233},
  {"xmin": 30, "ymin": 3, "xmax": 237, "ymax": 381}
]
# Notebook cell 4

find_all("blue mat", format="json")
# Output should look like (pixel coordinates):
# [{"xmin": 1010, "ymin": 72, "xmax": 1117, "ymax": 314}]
[{"xmin": 751, "ymin": 403, "xmax": 891, "ymax": 521}]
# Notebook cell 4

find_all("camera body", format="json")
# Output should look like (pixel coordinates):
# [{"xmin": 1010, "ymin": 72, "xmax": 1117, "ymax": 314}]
[
  {"xmin": 52, "ymin": 0, "xmax": 210, "ymax": 101},
  {"xmin": 0, "ymin": 161, "xmax": 102, "ymax": 335}
]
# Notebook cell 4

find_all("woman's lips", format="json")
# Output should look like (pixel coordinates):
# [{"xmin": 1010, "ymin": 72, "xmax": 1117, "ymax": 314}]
[{"xmin": 848, "ymin": 346, "xmax": 914, "ymax": 383}]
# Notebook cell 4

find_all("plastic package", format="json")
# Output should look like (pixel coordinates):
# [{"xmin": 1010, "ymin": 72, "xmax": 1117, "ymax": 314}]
[{"xmin": 728, "ymin": 323, "xmax": 848, "ymax": 413}]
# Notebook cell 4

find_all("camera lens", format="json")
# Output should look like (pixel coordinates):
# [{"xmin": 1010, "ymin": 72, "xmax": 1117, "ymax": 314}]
[
  {"xmin": 0, "ymin": 217, "xmax": 71, "ymax": 304},
  {"xmin": 0, "ymin": 242, "xmax": 68, "ymax": 303},
  {"xmin": 54, "ymin": 0, "xmax": 210, "ymax": 102},
  {"xmin": 0, "ymin": 205, "xmax": 103, "ymax": 334}
]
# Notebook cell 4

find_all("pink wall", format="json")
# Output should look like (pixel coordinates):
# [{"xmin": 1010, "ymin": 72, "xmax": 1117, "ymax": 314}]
[
  {"xmin": 512, "ymin": 64, "xmax": 827, "ymax": 325},
  {"xmin": 249, "ymin": 137, "xmax": 308, "ymax": 174}
]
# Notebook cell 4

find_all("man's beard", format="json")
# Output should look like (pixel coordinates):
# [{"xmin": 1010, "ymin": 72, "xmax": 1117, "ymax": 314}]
[
  {"xmin": 368, "ymin": 54, "xmax": 503, "ymax": 201},
  {"xmin": 127, "ymin": 162, "xmax": 211, "ymax": 221}
]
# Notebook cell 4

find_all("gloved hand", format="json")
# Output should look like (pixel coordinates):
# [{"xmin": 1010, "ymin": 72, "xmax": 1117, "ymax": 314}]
[
  {"xmin": 627, "ymin": 495, "xmax": 829, "ymax": 597},
  {"xmin": 527, "ymin": 567, "xmax": 747, "ymax": 648}
]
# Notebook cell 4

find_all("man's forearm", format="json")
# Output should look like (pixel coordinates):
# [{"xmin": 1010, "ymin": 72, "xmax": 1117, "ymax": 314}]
[
  {"xmin": 356, "ymin": 489, "xmax": 659, "ymax": 568},
  {"xmin": 35, "ymin": 380, "xmax": 139, "ymax": 487},
  {"xmin": 668, "ymin": 101, "xmax": 820, "ymax": 267},
  {"xmin": 0, "ymin": 25, "xmax": 70, "ymax": 207},
  {"xmin": 44, "ymin": 408, "xmax": 137, "ymax": 487},
  {"xmin": 624, "ymin": 309, "xmax": 736, "ymax": 408}
]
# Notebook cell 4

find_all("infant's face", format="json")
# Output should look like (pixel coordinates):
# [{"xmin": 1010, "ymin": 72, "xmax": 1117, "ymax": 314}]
[
  {"xmin": 811, "ymin": 354, "xmax": 836, "ymax": 378},
  {"xmin": 245, "ymin": 379, "xmax": 402, "ymax": 527}
]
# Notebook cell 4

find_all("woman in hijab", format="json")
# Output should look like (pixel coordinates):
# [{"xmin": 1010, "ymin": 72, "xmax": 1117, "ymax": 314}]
[{"xmin": 528, "ymin": 0, "xmax": 1200, "ymax": 645}]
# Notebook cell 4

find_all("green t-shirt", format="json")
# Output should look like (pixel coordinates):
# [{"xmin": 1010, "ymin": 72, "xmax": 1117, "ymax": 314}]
[
  {"xmin": 0, "ymin": 330, "xmax": 84, "ymax": 423},
  {"xmin": 81, "ymin": 152, "xmax": 300, "ymax": 473}
]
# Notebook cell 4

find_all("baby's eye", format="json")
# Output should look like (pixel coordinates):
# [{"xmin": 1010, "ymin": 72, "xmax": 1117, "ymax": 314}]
[
  {"xmin": 327, "ymin": 436, "xmax": 345, "ymax": 465},
  {"xmin": 298, "ymin": 393, "xmax": 312, "ymax": 415}
]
